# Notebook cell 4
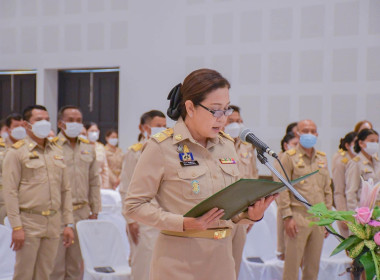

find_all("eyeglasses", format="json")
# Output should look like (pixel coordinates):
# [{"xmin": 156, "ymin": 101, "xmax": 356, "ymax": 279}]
[{"xmin": 198, "ymin": 103, "xmax": 234, "ymax": 118}]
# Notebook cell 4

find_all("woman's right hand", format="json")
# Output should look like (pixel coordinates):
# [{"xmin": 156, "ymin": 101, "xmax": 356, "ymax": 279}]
[{"xmin": 183, "ymin": 208, "xmax": 225, "ymax": 231}]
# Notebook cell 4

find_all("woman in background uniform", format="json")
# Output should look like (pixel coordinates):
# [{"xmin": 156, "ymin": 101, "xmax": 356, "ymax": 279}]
[
  {"xmin": 105, "ymin": 129, "xmax": 123, "ymax": 190},
  {"xmin": 346, "ymin": 128, "xmax": 379, "ymax": 211},
  {"xmin": 124, "ymin": 69, "xmax": 276, "ymax": 280},
  {"xmin": 86, "ymin": 122, "xmax": 110, "ymax": 189},
  {"xmin": 331, "ymin": 131, "xmax": 357, "ymax": 237}
]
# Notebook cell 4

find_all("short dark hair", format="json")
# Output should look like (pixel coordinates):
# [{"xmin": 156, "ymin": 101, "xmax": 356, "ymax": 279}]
[
  {"xmin": 58, "ymin": 105, "xmax": 82, "ymax": 121},
  {"xmin": 338, "ymin": 131, "xmax": 357, "ymax": 151},
  {"xmin": 23, "ymin": 105, "xmax": 48, "ymax": 122},
  {"xmin": 229, "ymin": 105, "xmax": 240, "ymax": 114},
  {"xmin": 354, "ymin": 128, "xmax": 379, "ymax": 153},
  {"xmin": 5, "ymin": 113, "xmax": 23, "ymax": 127},
  {"xmin": 281, "ymin": 132, "xmax": 297, "ymax": 152},
  {"xmin": 138, "ymin": 110, "xmax": 166, "ymax": 141},
  {"xmin": 286, "ymin": 122, "xmax": 298, "ymax": 134},
  {"xmin": 106, "ymin": 129, "xmax": 118, "ymax": 138},
  {"xmin": 84, "ymin": 122, "xmax": 98, "ymax": 130}
]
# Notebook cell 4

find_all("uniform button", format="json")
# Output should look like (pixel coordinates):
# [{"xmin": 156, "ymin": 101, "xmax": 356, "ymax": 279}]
[
  {"xmin": 213, "ymin": 175, "xmax": 218, "ymax": 179},
  {"xmin": 192, "ymin": 173, "xmax": 196, "ymax": 177}
]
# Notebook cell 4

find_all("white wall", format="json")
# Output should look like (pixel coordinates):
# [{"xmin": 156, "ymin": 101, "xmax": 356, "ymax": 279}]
[{"xmin": 0, "ymin": 0, "xmax": 379, "ymax": 174}]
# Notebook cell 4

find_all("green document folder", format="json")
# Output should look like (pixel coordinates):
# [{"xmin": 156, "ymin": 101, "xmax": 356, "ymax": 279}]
[{"xmin": 184, "ymin": 170, "xmax": 319, "ymax": 220}]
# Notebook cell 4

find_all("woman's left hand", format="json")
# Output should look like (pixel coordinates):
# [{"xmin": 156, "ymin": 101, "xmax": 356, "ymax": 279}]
[{"xmin": 247, "ymin": 194, "xmax": 278, "ymax": 221}]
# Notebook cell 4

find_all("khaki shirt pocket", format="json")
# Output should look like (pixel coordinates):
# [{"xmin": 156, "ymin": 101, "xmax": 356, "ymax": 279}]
[
  {"xmin": 80, "ymin": 153, "xmax": 93, "ymax": 165},
  {"xmin": 178, "ymin": 166, "xmax": 211, "ymax": 199},
  {"xmin": 219, "ymin": 164, "xmax": 240, "ymax": 185},
  {"xmin": 23, "ymin": 160, "xmax": 46, "ymax": 183}
]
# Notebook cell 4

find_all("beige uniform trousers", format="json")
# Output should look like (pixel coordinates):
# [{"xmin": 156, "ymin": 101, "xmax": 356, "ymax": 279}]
[
  {"xmin": 127, "ymin": 223, "xmax": 159, "ymax": 280},
  {"xmin": 51, "ymin": 206, "xmax": 90, "ymax": 280},
  {"xmin": 276, "ymin": 207, "xmax": 285, "ymax": 256},
  {"xmin": 13, "ymin": 236, "xmax": 60, "ymax": 280},
  {"xmin": 283, "ymin": 208, "xmax": 324, "ymax": 280},
  {"xmin": 150, "ymin": 233, "xmax": 236, "ymax": 280},
  {"xmin": 231, "ymin": 224, "xmax": 247, "ymax": 278}
]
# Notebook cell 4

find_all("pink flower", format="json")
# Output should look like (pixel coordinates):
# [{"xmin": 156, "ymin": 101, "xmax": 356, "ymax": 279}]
[
  {"xmin": 354, "ymin": 207, "xmax": 373, "ymax": 225},
  {"xmin": 359, "ymin": 178, "xmax": 380, "ymax": 209},
  {"xmin": 374, "ymin": 232, "xmax": 380, "ymax": 246},
  {"xmin": 369, "ymin": 220, "xmax": 380, "ymax": 227}
]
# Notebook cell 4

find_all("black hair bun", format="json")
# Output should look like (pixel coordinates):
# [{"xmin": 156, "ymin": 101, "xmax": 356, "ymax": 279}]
[{"xmin": 167, "ymin": 83, "xmax": 182, "ymax": 121}]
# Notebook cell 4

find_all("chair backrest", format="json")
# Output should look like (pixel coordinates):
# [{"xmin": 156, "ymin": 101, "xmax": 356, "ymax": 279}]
[
  {"xmin": 0, "ymin": 225, "xmax": 15, "ymax": 278},
  {"xmin": 243, "ymin": 203, "xmax": 278, "ymax": 261},
  {"xmin": 100, "ymin": 189, "xmax": 122, "ymax": 213},
  {"xmin": 3, "ymin": 216, "xmax": 11, "ymax": 229},
  {"xmin": 76, "ymin": 220, "xmax": 129, "ymax": 272}
]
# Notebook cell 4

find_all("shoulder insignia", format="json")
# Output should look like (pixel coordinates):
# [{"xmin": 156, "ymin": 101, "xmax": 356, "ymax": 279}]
[
  {"xmin": 341, "ymin": 157, "xmax": 349, "ymax": 164},
  {"xmin": 129, "ymin": 143, "xmax": 143, "ymax": 152},
  {"xmin": 353, "ymin": 156, "xmax": 360, "ymax": 162},
  {"xmin": 316, "ymin": 150, "xmax": 326, "ymax": 156},
  {"xmin": 286, "ymin": 149, "xmax": 296, "ymax": 156},
  {"xmin": 339, "ymin": 149, "xmax": 346, "ymax": 156},
  {"xmin": 219, "ymin": 131, "xmax": 235, "ymax": 142},
  {"xmin": 48, "ymin": 136, "xmax": 59, "ymax": 143},
  {"xmin": 79, "ymin": 137, "xmax": 90, "ymax": 144},
  {"xmin": 12, "ymin": 140, "xmax": 25, "ymax": 149},
  {"xmin": 242, "ymin": 141, "xmax": 250, "ymax": 145},
  {"xmin": 0, "ymin": 142, "xmax": 5, "ymax": 147},
  {"xmin": 152, "ymin": 128, "xmax": 173, "ymax": 143}
]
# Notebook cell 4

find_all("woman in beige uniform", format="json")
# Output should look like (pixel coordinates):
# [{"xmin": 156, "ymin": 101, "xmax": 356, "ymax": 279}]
[
  {"xmin": 346, "ymin": 128, "xmax": 380, "ymax": 211},
  {"xmin": 124, "ymin": 69, "xmax": 275, "ymax": 280},
  {"xmin": 105, "ymin": 129, "xmax": 123, "ymax": 189},
  {"xmin": 331, "ymin": 131, "xmax": 357, "ymax": 237},
  {"xmin": 86, "ymin": 122, "xmax": 110, "ymax": 189}
]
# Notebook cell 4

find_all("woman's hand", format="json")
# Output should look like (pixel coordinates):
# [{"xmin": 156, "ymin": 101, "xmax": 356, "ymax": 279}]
[
  {"xmin": 183, "ymin": 208, "xmax": 224, "ymax": 231},
  {"xmin": 247, "ymin": 195, "xmax": 277, "ymax": 221}
]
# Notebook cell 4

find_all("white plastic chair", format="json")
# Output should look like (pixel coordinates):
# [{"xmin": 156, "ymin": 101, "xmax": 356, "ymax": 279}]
[
  {"xmin": 3, "ymin": 216, "xmax": 11, "ymax": 229},
  {"xmin": 76, "ymin": 220, "xmax": 131, "ymax": 280},
  {"xmin": 0, "ymin": 225, "xmax": 15, "ymax": 280},
  {"xmin": 100, "ymin": 189, "xmax": 122, "ymax": 213}
]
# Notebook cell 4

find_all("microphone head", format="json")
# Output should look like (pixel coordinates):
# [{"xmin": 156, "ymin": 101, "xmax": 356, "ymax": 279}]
[{"xmin": 239, "ymin": 128, "xmax": 251, "ymax": 142}]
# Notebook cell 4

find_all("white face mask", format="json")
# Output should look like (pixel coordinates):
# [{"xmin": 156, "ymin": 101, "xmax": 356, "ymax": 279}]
[
  {"xmin": 364, "ymin": 142, "xmax": 379, "ymax": 156},
  {"xmin": 350, "ymin": 145, "xmax": 356, "ymax": 155},
  {"xmin": 150, "ymin": 127, "xmax": 166, "ymax": 136},
  {"xmin": 1, "ymin": 132, "xmax": 9, "ymax": 140},
  {"xmin": 11, "ymin": 126, "xmax": 26, "ymax": 140},
  {"xmin": 88, "ymin": 131, "xmax": 99, "ymax": 142},
  {"xmin": 63, "ymin": 122, "xmax": 83, "ymax": 138},
  {"xmin": 30, "ymin": 120, "xmax": 51, "ymax": 139},
  {"xmin": 107, "ymin": 138, "xmax": 118, "ymax": 146},
  {"xmin": 224, "ymin": 122, "xmax": 242, "ymax": 139},
  {"xmin": 47, "ymin": 136, "xmax": 54, "ymax": 141}
]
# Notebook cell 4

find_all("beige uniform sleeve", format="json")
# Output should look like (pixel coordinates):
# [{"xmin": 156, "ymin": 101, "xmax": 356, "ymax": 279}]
[
  {"xmin": 345, "ymin": 160, "xmax": 361, "ymax": 211},
  {"xmin": 124, "ymin": 141, "xmax": 184, "ymax": 232},
  {"xmin": 89, "ymin": 149, "xmax": 101, "ymax": 214},
  {"xmin": 251, "ymin": 148, "xmax": 259, "ymax": 179},
  {"xmin": 2, "ymin": 148, "xmax": 22, "ymax": 228},
  {"xmin": 101, "ymin": 156, "xmax": 110, "ymax": 189},
  {"xmin": 119, "ymin": 150, "xmax": 138, "ymax": 200},
  {"xmin": 332, "ymin": 157, "xmax": 347, "ymax": 211},
  {"xmin": 276, "ymin": 153, "xmax": 293, "ymax": 218},
  {"xmin": 61, "ymin": 165, "xmax": 74, "ymax": 224},
  {"xmin": 323, "ymin": 166, "xmax": 333, "ymax": 210}
]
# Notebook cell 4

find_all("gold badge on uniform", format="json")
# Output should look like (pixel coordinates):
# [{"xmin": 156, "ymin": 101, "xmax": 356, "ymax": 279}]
[
  {"xmin": 318, "ymin": 161, "xmax": 325, "ymax": 168},
  {"xmin": 29, "ymin": 151, "xmax": 39, "ymax": 159},
  {"xmin": 54, "ymin": 155, "xmax": 64, "ymax": 161},
  {"xmin": 191, "ymin": 180, "xmax": 200, "ymax": 194},
  {"xmin": 81, "ymin": 150, "xmax": 89, "ymax": 155},
  {"xmin": 179, "ymin": 145, "xmax": 199, "ymax": 167},
  {"xmin": 219, "ymin": 158, "xmax": 236, "ymax": 164},
  {"xmin": 241, "ymin": 152, "xmax": 250, "ymax": 159}
]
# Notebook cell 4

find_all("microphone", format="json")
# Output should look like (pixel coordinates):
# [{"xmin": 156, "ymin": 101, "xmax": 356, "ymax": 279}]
[{"xmin": 240, "ymin": 128, "xmax": 278, "ymax": 159}]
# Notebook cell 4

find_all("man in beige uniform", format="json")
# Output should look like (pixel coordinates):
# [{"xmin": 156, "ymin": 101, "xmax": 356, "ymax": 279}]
[
  {"xmin": 3, "ymin": 105, "xmax": 74, "ymax": 280},
  {"xmin": 223, "ymin": 105, "xmax": 259, "ymax": 276},
  {"xmin": 119, "ymin": 110, "xmax": 166, "ymax": 280},
  {"xmin": 51, "ymin": 105, "xmax": 101, "ymax": 280},
  {"xmin": 277, "ymin": 119, "xmax": 332, "ymax": 280},
  {"xmin": 0, "ymin": 113, "xmax": 26, "ymax": 224}
]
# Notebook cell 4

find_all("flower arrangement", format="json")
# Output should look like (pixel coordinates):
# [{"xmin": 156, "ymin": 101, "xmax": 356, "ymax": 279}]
[{"xmin": 308, "ymin": 178, "xmax": 380, "ymax": 280}]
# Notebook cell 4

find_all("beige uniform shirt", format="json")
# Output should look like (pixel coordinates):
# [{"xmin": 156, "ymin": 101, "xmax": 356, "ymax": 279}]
[
  {"xmin": 332, "ymin": 149, "xmax": 351, "ymax": 211},
  {"xmin": 235, "ymin": 138, "xmax": 258, "ymax": 179},
  {"xmin": 57, "ymin": 132, "xmax": 101, "ymax": 215},
  {"xmin": 277, "ymin": 145, "xmax": 333, "ymax": 219},
  {"xmin": 94, "ymin": 142, "xmax": 110, "ymax": 189},
  {"xmin": 124, "ymin": 117, "xmax": 252, "ymax": 232},
  {"xmin": 345, "ymin": 152, "xmax": 380, "ymax": 210},
  {"xmin": 119, "ymin": 142, "xmax": 144, "ymax": 201},
  {"xmin": 2, "ymin": 136, "xmax": 74, "ymax": 237},
  {"xmin": 105, "ymin": 145, "xmax": 123, "ymax": 188}
]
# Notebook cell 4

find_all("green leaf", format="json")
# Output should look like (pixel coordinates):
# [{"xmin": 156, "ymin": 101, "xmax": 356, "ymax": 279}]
[
  {"xmin": 315, "ymin": 219, "xmax": 335, "ymax": 226},
  {"xmin": 348, "ymin": 223, "xmax": 367, "ymax": 239},
  {"xmin": 359, "ymin": 251, "xmax": 376, "ymax": 280},
  {"xmin": 331, "ymin": 235, "xmax": 361, "ymax": 256},
  {"xmin": 349, "ymin": 241, "xmax": 365, "ymax": 258},
  {"xmin": 372, "ymin": 207, "xmax": 380, "ymax": 219}
]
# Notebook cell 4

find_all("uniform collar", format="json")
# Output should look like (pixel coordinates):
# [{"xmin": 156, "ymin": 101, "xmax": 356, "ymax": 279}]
[
  {"xmin": 296, "ymin": 144, "xmax": 315, "ymax": 159},
  {"xmin": 172, "ymin": 117, "xmax": 220, "ymax": 148},
  {"xmin": 58, "ymin": 131, "xmax": 79, "ymax": 146},
  {"xmin": 25, "ymin": 135, "xmax": 52, "ymax": 151}
]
